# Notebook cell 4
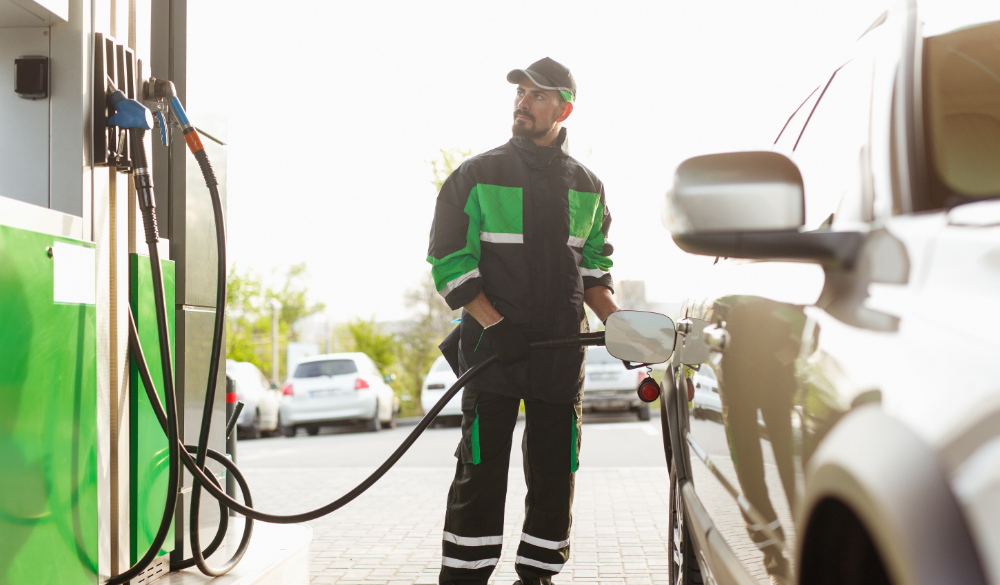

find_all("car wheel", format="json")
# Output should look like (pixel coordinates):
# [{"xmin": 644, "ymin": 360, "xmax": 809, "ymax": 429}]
[
  {"xmin": 306, "ymin": 425, "xmax": 320, "ymax": 436},
  {"xmin": 637, "ymin": 405, "xmax": 651, "ymax": 421},
  {"xmin": 669, "ymin": 467, "xmax": 703, "ymax": 585},
  {"xmin": 281, "ymin": 422, "xmax": 296, "ymax": 438},
  {"xmin": 366, "ymin": 402, "xmax": 382, "ymax": 432}
]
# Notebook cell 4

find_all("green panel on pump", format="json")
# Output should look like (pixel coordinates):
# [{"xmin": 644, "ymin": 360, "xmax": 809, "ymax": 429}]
[
  {"xmin": 129, "ymin": 253, "xmax": 176, "ymax": 563},
  {"xmin": 0, "ymin": 224, "xmax": 98, "ymax": 585}
]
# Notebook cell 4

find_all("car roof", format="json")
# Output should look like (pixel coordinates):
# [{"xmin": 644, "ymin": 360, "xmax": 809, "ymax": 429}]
[{"xmin": 297, "ymin": 352, "xmax": 369, "ymax": 364}]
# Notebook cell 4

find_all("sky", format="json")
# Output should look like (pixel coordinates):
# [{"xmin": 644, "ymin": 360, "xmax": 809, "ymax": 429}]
[{"xmin": 206, "ymin": 0, "xmax": 885, "ymax": 324}]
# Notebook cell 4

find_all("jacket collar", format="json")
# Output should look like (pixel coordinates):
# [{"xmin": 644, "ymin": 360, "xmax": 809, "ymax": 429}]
[{"xmin": 511, "ymin": 127, "xmax": 569, "ymax": 168}]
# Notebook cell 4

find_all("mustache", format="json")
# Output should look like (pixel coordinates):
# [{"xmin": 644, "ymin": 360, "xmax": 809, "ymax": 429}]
[{"xmin": 513, "ymin": 109, "xmax": 534, "ymax": 121}]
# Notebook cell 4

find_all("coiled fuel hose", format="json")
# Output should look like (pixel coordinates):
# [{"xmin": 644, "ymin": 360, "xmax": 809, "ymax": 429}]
[{"xmin": 112, "ymin": 82, "xmax": 605, "ymax": 583}]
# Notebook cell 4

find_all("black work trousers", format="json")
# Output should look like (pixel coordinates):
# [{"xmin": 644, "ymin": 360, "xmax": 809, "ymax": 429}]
[{"xmin": 439, "ymin": 388, "xmax": 582, "ymax": 585}]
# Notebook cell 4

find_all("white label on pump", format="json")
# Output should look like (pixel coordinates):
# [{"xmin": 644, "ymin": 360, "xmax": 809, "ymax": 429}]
[{"xmin": 53, "ymin": 242, "xmax": 96, "ymax": 305}]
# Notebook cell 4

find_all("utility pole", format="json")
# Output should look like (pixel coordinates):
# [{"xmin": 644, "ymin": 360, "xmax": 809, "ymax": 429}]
[{"xmin": 270, "ymin": 298, "xmax": 282, "ymax": 383}]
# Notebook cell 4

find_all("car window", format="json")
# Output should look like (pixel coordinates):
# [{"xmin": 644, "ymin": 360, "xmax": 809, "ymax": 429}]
[
  {"xmin": 792, "ymin": 57, "xmax": 875, "ymax": 229},
  {"xmin": 432, "ymin": 357, "xmax": 452, "ymax": 373},
  {"xmin": 294, "ymin": 359, "xmax": 358, "ymax": 378},
  {"xmin": 923, "ymin": 19, "xmax": 1000, "ymax": 208},
  {"xmin": 585, "ymin": 347, "xmax": 620, "ymax": 365}
]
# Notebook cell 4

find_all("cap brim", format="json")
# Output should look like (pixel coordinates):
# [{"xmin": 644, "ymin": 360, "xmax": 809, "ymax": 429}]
[{"xmin": 507, "ymin": 68, "xmax": 561, "ymax": 92}]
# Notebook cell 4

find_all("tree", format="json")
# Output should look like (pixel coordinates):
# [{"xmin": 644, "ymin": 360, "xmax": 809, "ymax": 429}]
[
  {"xmin": 225, "ymin": 263, "xmax": 325, "ymax": 382},
  {"xmin": 346, "ymin": 318, "xmax": 396, "ymax": 374},
  {"xmin": 394, "ymin": 272, "xmax": 459, "ymax": 414},
  {"xmin": 429, "ymin": 148, "xmax": 473, "ymax": 192}
]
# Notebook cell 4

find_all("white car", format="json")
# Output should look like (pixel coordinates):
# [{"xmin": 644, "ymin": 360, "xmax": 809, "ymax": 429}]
[
  {"xmin": 690, "ymin": 365, "xmax": 721, "ymax": 421},
  {"xmin": 226, "ymin": 360, "xmax": 281, "ymax": 439},
  {"xmin": 421, "ymin": 355, "xmax": 462, "ymax": 425},
  {"xmin": 582, "ymin": 346, "xmax": 651, "ymax": 420},
  {"xmin": 279, "ymin": 352, "xmax": 397, "ymax": 436}
]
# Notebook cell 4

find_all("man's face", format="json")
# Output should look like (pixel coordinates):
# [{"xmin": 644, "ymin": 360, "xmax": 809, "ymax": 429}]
[{"xmin": 512, "ymin": 78, "xmax": 566, "ymax": 140}]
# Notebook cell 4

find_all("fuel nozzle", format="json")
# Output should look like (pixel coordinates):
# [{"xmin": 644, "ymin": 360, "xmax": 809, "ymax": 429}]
[{"xmin": 107, "ymin": 86, "xmax": 153, "ymax": 131}]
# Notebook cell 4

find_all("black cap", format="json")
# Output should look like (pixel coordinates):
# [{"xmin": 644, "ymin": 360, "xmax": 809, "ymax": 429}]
[{"xmin": 507, "ymin": 57, "xmax": 576, "ymax": 103}]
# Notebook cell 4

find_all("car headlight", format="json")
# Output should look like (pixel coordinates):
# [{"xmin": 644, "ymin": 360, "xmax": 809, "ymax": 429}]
[{"xmin": 953, "ymin": 434, "xmax": 1000, "ymax": 584}]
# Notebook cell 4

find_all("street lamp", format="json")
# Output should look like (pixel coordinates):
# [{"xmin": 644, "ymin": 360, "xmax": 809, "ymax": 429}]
[{"xmin": 269, "ymin": 298, "xmax": 282, "ymax": 383}]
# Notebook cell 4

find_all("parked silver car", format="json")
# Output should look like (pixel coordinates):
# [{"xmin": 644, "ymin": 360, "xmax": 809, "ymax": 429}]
[
  {"xmin": 279, "ymin": 352, "xmax": 397, "ymax": 436},
  {"xmin": 226, "ymin": 360, "xmax": 281, "ymax": 440},
  {"xmin": 582, "ymin": 346, "xmax": 651, "ymax": 420},
  {"xmin": 661, "ymin": 3, "xmax": 1000, "ymax": 584}
]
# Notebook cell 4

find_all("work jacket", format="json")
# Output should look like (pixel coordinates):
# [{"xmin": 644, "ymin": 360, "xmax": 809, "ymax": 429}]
[{"xmin": 427, "ymin": 128, "xmax": 614, "ymax": 404}]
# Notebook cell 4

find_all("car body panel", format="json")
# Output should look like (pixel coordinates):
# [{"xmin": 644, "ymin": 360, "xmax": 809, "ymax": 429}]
[
  {"xmin": 421, "ymin": 356, "xmax": 462, "ymax": 418},
  {"xmin": 226, "ymin": 360, "xmax": 281, "ymax": 434},
  {"xmin": 663, "ymin": 2, "xmax": 1000, "ymax": 583},
  {"xmin": 582, "ymin": 346, "xmax": 644, "ymax": 412}
]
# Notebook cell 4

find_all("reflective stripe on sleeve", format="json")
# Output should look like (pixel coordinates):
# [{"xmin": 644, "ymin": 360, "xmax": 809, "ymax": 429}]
[
  {"xmin": 443, "ymin": 531, "xmax": 503, "ymax": 546},
  {"xmin": 442, "ymin": 556, "xmax": 500, "ymax": 570},
  {"xmin": 579, "ymin": 266, "xmax": 608, "ymax": 278},
  {"xmin": 567, "ymin": 235, "xmax": 586, "ymax": 247},
  {"xmin": 520, "ymin": 533, "xmax": 569, "ymax": 550},
  {"xmin": 515, "ymin": 556, "xmax": 564, "ymax": 572},
  {"xmin": 441, "ymin": 268, "xmax": 481, "ymax": 297},
  {"xmin": 480, "ymin": 232, "xmax": 523, "ymax": 244}
]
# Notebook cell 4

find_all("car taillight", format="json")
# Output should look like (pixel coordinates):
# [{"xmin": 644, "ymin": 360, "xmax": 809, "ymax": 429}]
[
  {"xmin": 637, "ymin": 370, "xmax": 648, "ymax": 383},
  {"xmin": 637, "ymin": 378, "xmax": 660, "ymax": 403},
  {"xmin": 355, "ymin": 377, "xmax": 370, "ymax": 390},
  {"xmin": 427, "ymin": 383, "xmax": 445, "ymax": 390},
  {"xmin": 281, "ymin": 383, "xmax": 294, "ymax": 396}
]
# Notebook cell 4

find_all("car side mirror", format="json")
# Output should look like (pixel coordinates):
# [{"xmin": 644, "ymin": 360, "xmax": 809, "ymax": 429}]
[
  {"xmin": 604, "ymin": 311, "xmax": 676, "ymax": 365},
  {"xmin": 666, "ymin": 151, "xmax": 804, "ymax": 234},
  {"xmin": 384, "ymin": 373, "xmax": 396, "ymax": 384},
  {"xmin": 664, "ymin": 151, "xmax": 863, "ymax": 268}
]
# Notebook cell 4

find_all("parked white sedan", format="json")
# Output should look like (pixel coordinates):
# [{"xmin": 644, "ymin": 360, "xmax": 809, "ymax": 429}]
[
  {"xmin": 582, "ymin": 346, "xmax": 650, "ymax": 420},
  {"xmin": 690, "ymin": 364, "xmax": 721, "ymax": 421},
  {"xmin": 226, "ymin": 360, "xmax": 281, "ymax": 440},
  {"xmin": 421, "ymin": 356, "xmax": 462, "ymax": 425},
  {"xmin": 279, "ymin": 352, "xmax": 397, "ymax": 436}
]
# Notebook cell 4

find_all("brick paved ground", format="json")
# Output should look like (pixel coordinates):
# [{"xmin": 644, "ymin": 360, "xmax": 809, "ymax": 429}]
[{"xmin": 241, "ymin": 465, "xmax": 674, "ymax": 585}]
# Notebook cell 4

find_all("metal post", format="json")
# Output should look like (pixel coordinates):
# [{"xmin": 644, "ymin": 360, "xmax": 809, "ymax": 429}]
[
  {"xmin": 270, "ymin": 299, "xmax": 282, "ymax": 383},
  {"xmin": 225, "ymin": 376, "xmax": 237, "ymax": 513}
]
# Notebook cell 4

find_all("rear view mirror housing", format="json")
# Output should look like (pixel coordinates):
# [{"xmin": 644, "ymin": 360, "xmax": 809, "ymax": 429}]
[
  {"xmin": 665, "ymin": 151, "xmax": 863, "ymax": 268},
  {"xmin": 604, "ymin": 311, "xmax": 676, "ymax": 365}
]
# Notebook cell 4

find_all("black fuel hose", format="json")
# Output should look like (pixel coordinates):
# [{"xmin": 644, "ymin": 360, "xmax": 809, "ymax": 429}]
[{"xmin": 120, "ymin": 116, "xmax": 607, "ymax": 582}]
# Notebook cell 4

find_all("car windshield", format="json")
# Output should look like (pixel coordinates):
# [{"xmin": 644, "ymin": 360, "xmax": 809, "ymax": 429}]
[
  {"xmin": 923, "ymin": 17, "xmax": 1000, "ymax": 206},
  {"xmin": 294, "ymin": 359, "xmax": 358, "ymax": 378},
  {"xmin": 586, "ymin": 347, "xmax": 620, "ymax": 365}
]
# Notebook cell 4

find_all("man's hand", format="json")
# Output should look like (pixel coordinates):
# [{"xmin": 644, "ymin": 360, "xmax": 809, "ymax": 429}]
[
  {"xmin": 484, "ymin": 318, "xmax": 529, "ymax": 364},
  {"xmin": 584, "ymin": 286, "xmax": 620, "ymax": 323}
]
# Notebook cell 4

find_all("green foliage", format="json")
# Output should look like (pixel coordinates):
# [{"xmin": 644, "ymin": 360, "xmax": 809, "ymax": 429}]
[
  {"xmin": 429, "ymin": 148, "xmax": 473, "ymax": 192},
  {"xmin": 225, "ymin": 262, "xmax": 325, "ymax": 382},
  {"xmin": 346, "ymin": 318, "xmax": 397, "ymax": 373},
  {"xmin": 393, "ymin": 272, "xmax": 459, "ymax": 416}
]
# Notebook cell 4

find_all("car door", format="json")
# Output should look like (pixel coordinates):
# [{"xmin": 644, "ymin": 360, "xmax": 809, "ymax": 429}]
[{"xmin": 679, "ymin": 33, "xmax": 883, "ymax": 583}]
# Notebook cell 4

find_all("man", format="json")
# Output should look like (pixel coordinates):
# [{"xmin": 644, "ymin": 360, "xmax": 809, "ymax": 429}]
[{"xmin": 426, "ymin": 57, "xmax": 620, "ymax": 585}]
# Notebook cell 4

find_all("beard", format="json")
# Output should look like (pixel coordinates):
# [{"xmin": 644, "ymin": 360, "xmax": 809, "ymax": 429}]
[{"xmin": 511, "ymin": 110, "xmax": 557, "ymax": 139}]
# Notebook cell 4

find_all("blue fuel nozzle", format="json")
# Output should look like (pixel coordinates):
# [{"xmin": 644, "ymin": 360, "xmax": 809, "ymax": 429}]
[
  {"xmin": 107, "ymin": 90, "xmax": 154, "ymax": 130},
  {"xmin": 155, "ymin": 111, "xmax": 169, "ymax": 145}
]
